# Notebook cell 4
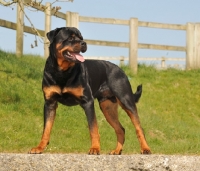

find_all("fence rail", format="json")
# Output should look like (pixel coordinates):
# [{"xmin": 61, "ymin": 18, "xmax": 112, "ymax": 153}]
[
  {"xmin": 0, "ymin": 0, "xmax": 200, "ymax": 73},
  {"xmin": 0, "ymin": 19, "xmax": 45, "ymax": 36},
  {"xmin": 138, "ymin": 21, "xmax": 187, "ymax": 30}
]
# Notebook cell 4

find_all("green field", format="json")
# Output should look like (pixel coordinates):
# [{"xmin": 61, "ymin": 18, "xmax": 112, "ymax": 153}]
[{"xmin": 0, "ymin": 49, "xmax": 199, "ymax": 155}]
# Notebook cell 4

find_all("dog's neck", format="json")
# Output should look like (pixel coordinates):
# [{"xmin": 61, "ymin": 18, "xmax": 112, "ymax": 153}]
[{"xmin": 57, "ymin": 58, "xmax": 75, "ymax": 71}]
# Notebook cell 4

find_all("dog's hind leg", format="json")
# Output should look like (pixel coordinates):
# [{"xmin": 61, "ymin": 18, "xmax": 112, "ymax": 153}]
[
  {"xmin": 109, "ymin": 81, "xmax": 151, "ymax": 154},
  {"xmin": 99, "ymin": 99, "xmax": 125, "ymax": 155},
  {"xmin": 119, "ymin": 100, "xmax": 151, "ymax": 154},
  {"xmin": 127, "ymin": 109, "xmax": 151, "ymax": 154}
]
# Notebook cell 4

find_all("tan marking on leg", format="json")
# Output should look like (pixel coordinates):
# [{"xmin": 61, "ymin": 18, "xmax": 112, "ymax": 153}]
[
  {"xmin": 100, "ymin": 100, "xmax": 125, "ymax": 155},
  {"xmin": 125, "ymin": 108, "xmax": 151, "ymax": 154},
  {"xmin": 88, "ymin": 115, "xmax": 100, "ymax": 155},
  {"xmin": 88, "ymin": 111, "xmax": 100, "ymax": 155},
  {"xmin": 29, "ymin": 118, "xmax": 56, "ymax": 154}
]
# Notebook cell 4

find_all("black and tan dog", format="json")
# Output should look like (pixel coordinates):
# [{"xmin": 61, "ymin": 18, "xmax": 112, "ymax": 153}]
[{"xmin": 29, "ymin": 27, "xmax": 151, "ymax": 155}]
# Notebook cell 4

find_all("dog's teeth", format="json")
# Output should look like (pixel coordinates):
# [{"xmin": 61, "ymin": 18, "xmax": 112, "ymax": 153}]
[{"xmin": 67, "ymin": 52, "xmax": 71, "ymax": 55}]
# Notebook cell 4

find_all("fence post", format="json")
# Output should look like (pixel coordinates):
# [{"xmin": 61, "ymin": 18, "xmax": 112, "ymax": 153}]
[
  {"xmin": 186, "ymin": 23, "xmax": 194, "ymax": 70},
  {"xmin": 16, "ymin": 0, "xmax": 24, "ymax": 57},
  {"xmin": 129, "ymin": 18, "xmax": 138, "ymax": 74},
  {"xmin": 161, "ymin": 57, "xmax": 166, "ymax": 68},
  {"xmin": 44, "ymin": 2, "xmax": 51, "ymax": 58},
  {"xmin": 186, "ymin": 23, "xmax": 200, "ymax": 69},
  {"xmin": 119, "ymin": 56, "xmax": 125, "ymax": 67},
  {"xmin": 66, "ymin": 11, "xmax": 79, "ymax": 28},
  {"xmin": 194, "ymin": 23, "xmax": 200, "ymax": 69}
]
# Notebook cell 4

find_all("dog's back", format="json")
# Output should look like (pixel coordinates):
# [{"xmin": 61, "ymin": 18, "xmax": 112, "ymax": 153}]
[{"xmin": 83, "ymin": 60, "xmax": 142, "ymax": 103}]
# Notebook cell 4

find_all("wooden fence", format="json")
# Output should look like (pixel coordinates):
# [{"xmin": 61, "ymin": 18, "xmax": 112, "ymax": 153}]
[{"xmin": 0, "ymin": 0, "xmax": 200, "ymax": 73}]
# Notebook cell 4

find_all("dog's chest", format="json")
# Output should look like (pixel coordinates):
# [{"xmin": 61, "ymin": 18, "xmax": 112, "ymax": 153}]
[{"xmin": 43, "ymin": 85, "xmax": 84, "ymax": 100}]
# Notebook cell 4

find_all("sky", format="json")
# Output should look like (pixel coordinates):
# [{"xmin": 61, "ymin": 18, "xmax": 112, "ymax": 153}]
[{"xmin": 0, "ymin": 0, "xmax": 200, "ymax": 67}]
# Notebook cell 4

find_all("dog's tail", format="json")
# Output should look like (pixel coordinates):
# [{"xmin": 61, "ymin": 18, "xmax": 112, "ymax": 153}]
[{"xmin": 134, "ymin": 84, "xmax": 142, "ymax": 103}]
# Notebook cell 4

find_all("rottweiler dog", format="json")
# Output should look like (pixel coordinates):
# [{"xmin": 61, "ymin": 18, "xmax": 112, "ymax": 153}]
[{"xmin": 29, "ymin": 27, "xmax": 151, "ymax": 155}]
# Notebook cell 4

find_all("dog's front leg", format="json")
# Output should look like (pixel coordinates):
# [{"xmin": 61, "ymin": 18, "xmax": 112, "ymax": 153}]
[
  {"xmin": 81, "ymin": 101, "xmax": 100, "ymax": 155},
  {"xmin": 29, "ymin": 100, "xmax": 57, "ymax": 154}
]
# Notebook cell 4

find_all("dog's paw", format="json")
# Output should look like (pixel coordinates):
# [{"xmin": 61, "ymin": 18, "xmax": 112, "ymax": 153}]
[
  {"xmin": 28, "ymin": 147, "xmax": 44, "ymax": 154},
  {"xmin": 141, "ymin": 148, "xmax": 151, "ymax": 154},
  {"xmin": 88, "ymin": 147, "xmax": 100, "ymax": 155},
  {"xmin": 109, "ymin": 149, "xmax": 122, "ymax": 155}
]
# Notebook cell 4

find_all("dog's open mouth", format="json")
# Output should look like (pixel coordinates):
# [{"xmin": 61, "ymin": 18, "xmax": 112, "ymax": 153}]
[{"xmin": 63, "ymin": 51, "xmax": 85, "ymax": 62}]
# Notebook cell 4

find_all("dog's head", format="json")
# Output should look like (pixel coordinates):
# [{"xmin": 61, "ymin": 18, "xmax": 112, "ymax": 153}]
[{"xmin": 47, "ymin": 27, "xmax": 87, "ymax": 70}]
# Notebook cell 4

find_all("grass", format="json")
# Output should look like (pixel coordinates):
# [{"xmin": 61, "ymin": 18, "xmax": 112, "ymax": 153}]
[{"xmin": 0, "ymin": 49, "xmax": 200, "ymax": 155}]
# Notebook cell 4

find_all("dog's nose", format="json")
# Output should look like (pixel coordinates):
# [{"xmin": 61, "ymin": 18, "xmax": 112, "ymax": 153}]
[
  {"xmin": 81, "ymin": 41, "xmax": 86, "ymax": 46},
  {"xmin": 81, "ymin": 41, "xmax": 87, "ymax": 53}
]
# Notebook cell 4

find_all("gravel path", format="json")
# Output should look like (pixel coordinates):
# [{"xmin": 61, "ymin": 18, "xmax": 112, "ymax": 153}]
[{"xmin": 0, "ymin": 153, "xmax": 199, "ymax": 171}]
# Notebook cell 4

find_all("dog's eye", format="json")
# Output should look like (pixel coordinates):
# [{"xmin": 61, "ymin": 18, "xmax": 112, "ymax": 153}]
[{"xmin": 68, "ymin": 37, "xmax": 74, "ymax": 41}]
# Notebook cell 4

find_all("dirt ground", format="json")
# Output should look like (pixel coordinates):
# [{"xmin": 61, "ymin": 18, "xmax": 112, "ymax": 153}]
[{"xmin": 0, "ymin": 153, "xmax": 200, "ymax": 171}]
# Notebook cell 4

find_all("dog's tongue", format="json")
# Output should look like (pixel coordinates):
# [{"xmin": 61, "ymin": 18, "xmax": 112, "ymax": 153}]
[{"xmin": 71, "ymin": 53, "xmax": 85, "ymax": 62}]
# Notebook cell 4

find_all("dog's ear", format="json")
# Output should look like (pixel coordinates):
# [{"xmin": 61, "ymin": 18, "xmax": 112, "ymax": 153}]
[{"xmin": 46, "ymin": 27, "xmax": 64, "ymax": 44}]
